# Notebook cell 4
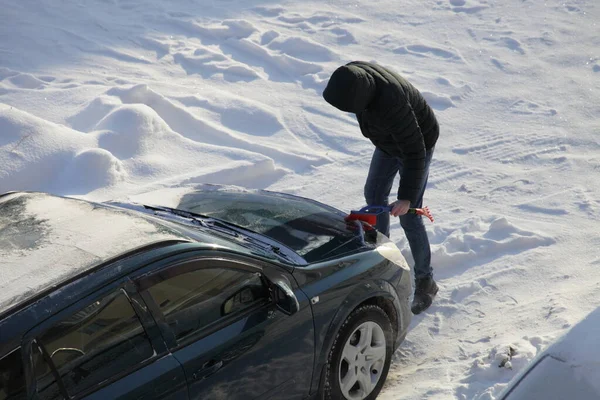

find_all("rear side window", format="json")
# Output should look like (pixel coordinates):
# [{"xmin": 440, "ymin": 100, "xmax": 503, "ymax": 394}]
[
  {"xmin": 0, "ymin": 348, "xmax": 26, "ymax": 400},
  {"xmin": 33, "ymin": 290, "xmax": 154, "ymax": 398},
  {"xmin": 146, "ymin": 268, "xmax": 268, "ymax": 343}
]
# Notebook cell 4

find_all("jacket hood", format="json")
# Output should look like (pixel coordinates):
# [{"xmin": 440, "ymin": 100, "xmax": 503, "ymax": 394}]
[{"xmin": 322, "ymin": 64, "xmax": 375, "ymax": 113}]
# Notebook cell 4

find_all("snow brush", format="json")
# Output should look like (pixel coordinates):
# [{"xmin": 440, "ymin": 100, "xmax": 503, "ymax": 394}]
[{"xmin": 345, "ymin": 205, "xmax": 435, "ymax": 225}]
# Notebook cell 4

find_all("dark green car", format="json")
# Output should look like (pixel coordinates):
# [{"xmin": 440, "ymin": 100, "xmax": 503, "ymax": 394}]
[{"xmin": 0, "ymin": 185, "xmax": 412, "ymax": 400}]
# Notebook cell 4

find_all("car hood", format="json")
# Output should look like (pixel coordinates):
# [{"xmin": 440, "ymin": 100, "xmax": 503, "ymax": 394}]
[
  {"xmin": 121, "ymin": 184, "xmax": 379, "ymax": 264},
  {"xmin": 499, "ymin": 307, "xmax": 600, "ymax": 399}
]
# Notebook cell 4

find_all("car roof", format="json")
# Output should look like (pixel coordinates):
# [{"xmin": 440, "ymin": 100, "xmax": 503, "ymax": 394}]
[{"xmin": 0, "ymin": 191, "xmax": 191, "ymax": 316}]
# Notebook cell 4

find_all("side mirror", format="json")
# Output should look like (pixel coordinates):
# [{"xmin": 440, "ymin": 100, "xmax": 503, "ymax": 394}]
[
  {"xmin": 271, "ymin": 278, "xmax": 300, "ymax": 316},
  {"xmin": 222, "ymin": 284, "xmax": 264, "ymax": 316}
]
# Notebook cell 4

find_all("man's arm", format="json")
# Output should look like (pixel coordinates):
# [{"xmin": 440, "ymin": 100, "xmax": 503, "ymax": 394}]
[{"xmin": 386, "ymin": 88, "xmax": 428, "ymax": 206}]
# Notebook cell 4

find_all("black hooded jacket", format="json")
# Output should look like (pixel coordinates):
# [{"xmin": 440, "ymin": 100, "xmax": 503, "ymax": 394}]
[{"xmin": 322, "ymin": 61, "xmax": 439, "ymax": 204}]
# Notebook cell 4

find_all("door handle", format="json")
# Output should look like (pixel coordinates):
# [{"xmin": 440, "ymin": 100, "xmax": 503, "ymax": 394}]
[{"xmin": 192, "ymin": 360, "xmax": 224, "ymax": 381}]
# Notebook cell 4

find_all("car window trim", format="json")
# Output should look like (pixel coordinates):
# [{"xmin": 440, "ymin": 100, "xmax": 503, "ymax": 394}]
[
  {"xmin": 26, "ymin": 338, "xmax": 170, "ymax": 400},
  {"xmin": 64, "ymin": 354, "xmax": 172, "ymax": 400},
  {"xmin": 0, "ymin": 239, "xmax": 188, "ymax": 322},
  {"xmin": 24, "ymin": 277, "xmax": 147, "ymax": 342},
  {"xmin": 136, "ymin": 257, "xmax": 265, "ymax": 291},
  {"xmin": 135, "ymin": 257, "xmax": 274, "ymax": 351},
  {"xmin": 68, "ymin": 356, "xmax": 166, "ymax": 400},
  {"xmin": 32, "ymin": 338, "xmax": 70, "ymax": 399},
  {"xmin": 126, "ymin": 290, "xmax": 170, "ymax": 356},
  {"xmin": 171, "ymin": 298, "xmax": 271, "ymax": 352},
  {"xmin": 22, "ymin": 282, "xmax": 163, "ymax": 400},
  {"xmin": 0, "ymin": 346, "xmax": 20, "ymax": 362}
]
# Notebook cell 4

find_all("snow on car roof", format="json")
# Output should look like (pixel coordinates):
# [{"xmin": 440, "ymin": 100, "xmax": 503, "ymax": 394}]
[{"xmin": 0, "ymin": 192, "xmax": 186, "ymax": 315}]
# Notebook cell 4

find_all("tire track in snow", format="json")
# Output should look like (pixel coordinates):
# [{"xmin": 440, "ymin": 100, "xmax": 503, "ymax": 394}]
[{"xmin": 451, "ymin": 130, "xmax": 567, "ymax": 165}]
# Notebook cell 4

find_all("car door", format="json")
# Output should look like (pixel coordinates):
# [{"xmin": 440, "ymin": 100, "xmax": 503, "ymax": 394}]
[
  {"xmin": 23, "ymin": 279, "xmax": 188, "ymax": 400},
  {"xmin": 135, "ymin": 254, "xmax": 314, "ymax": 400}
]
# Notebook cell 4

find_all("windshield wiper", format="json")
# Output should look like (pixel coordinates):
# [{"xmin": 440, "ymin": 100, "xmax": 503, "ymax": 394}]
[
  {"xmin": 142, "ymin": 204, "xmax": 294, "ymax": 262},
  {"xmin": 144, "ymin": 204, "xmax": 249, "ymax": 239},
  {"xmin": 205, "ymin": 219, "xmax": 293, "ymax": 262},
  {"xmin": 143, "ymin": 204, "xmax": 210, "ymax": 228}
]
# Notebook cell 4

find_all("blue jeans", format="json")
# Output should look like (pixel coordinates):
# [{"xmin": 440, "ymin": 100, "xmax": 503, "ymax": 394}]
[{"xmin": 364, "ymin": 147, "xmax": 434, "ymax": 279}]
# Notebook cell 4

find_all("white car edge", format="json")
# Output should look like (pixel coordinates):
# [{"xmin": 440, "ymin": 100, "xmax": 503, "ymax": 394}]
[{"xmin": 498, "ymin": 307, "xmax": 600, "ymax": 399}]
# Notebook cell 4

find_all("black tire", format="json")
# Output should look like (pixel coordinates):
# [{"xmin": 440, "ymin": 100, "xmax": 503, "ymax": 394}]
[{"xmin": 323, "ymin": 305, "xmax": 394, "ymax": 400}]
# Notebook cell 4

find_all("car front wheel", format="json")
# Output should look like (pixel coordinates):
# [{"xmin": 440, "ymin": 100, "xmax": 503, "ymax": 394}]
[{"xmin": 324, "ymin": 304, "xmax": 394, "ymax": 400}]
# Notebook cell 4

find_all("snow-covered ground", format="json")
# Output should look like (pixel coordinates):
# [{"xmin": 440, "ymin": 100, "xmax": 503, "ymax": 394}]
[{"xmin": 1, "ymin": 0, "xmax": 599, "ymax": 398}]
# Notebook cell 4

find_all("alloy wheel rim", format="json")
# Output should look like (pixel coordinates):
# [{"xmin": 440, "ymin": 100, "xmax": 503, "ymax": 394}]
[{"xmin": 338, "ymin": 321, "xmax": 386, "ymax": 400}]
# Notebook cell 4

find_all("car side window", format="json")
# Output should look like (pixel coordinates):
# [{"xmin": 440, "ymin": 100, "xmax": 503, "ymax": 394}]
[
  {"xmin": 145, "ymin": 268, "xmax": 269, "ymax": 343},
  {"xmin": 0, "ymin": 348, "xmax": 26, "ymax": 400},
  {"xmin": 32, "ymin": 289, "xmax": 154, "ymax": 399}
]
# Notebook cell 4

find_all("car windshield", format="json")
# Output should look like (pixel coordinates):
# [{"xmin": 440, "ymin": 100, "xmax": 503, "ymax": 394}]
[{"xmin": 175, "ymin": 189, "xmax": 369, "ymax": 263}]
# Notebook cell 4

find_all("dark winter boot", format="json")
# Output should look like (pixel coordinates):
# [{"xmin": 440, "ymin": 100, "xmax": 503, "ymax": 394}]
[{"xmin": 411, "ymin": 276, "xmax": 439, "ymax": 315}]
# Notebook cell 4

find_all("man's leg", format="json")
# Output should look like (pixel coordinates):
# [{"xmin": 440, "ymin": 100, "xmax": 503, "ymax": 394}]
[
  {"xmin": 398, "ymin": 148, "xmax": 437, "ymax": 314},
  {"xmin": 398, "ymin": 147, "xmax": 434, "ymax": 279},
  {"xmin": 364, "ymin": 148, "xmax": 401, "ymax": 237}
]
